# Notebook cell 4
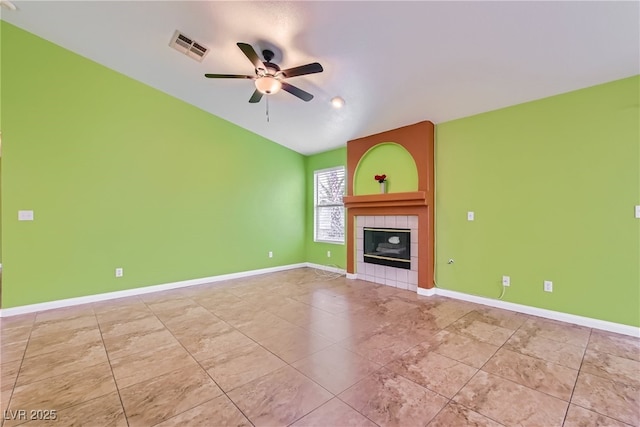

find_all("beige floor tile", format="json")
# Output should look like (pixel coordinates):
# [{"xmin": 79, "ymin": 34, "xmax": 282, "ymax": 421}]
[
  {"xmin": 24, "ymin": 327, "xmax": 102, "ymax": 359},
  {"xmin": 154, "ymin": 304, "xmax": 221, "ymax": 331},
  {"xmin": 588, "ymin": 330, "xmax": 640, "ymax": 362},
  {"xmin": 292, "ymin": 344, "xmax": 381, "ymax": 394},
  {"xmin": 21, "ymin": 392, "xmax": 127, "ymax": 427},
  {"xmin": 34, "ymin": 305, "xmax": 94, "ymax": 323},
  {"xmin": 427, "ymin": 402, "xmax": 504, "ymax": 427},
  {"xmin": 120, "ymin": 365, "xmax": 223, "ymax": 427},
  {"xmin": 446, "ymin": 312, "xmax": 517, "ymax": 347},
  {"xmin": 0, "ymin": 314, "xmax": 36, "ymax": 331},
  {"xmin": 0, "ymin": 325, "xmax": 32, "ymax": 346},
  {"xmin": 102, "ymin": 328, "xmax": 179, "ymax": 359},
  {"xmin": 386, "ymin": 345, "xmax": 477, "ymax": 398},
  {"xmin": 1, "ymin": 361, "xmax": 21, "ymax": 393},
  {"xmin": 94, "ymin": 301, "xmax": 154, "ymax": 325},
  {"xmin": 191, "ymin": 290, "xmax": 244, "ymax": 308},
  {"xmin": 98, "ymin": 314, "xmax": 165, "ymax": 339},
  {"xmin": 291, "ymin": 398, "xmax": 377, "ymax": 427},
  {"xmin": 355, "ymin": 295, "xmax": 421, "ymax": 317},
  {"xmin": 471, "ymin": 307, "xmax": 529, "ymax": 329},
  {"xmin": 293, "ymin": 292, "xmax": 358, "ymax": 315},
  {"xmin": 421, "ymin": 330, "xmax": 499, "ymax": 368},
  {"xmin": 453, "ymin": 371, "xmax": 568, "ymax": 426},
  {"xmin": 482, "ymin": 347, "xmax": 578, "ymax": 401},
  {"xmin": 6, "ymin": 363, "xmax": 117, "ymax": 427},
  {"xmin": 563, "ymin": 404, "xmax": 631, "ymax": 427},
  {"xmin": 162, "ymin": 310, "xmax": 232, "ymax": 337},
  {"xmin": 92, "ymin": 295, "xmax": 145, "ymax": 312},
  {"xmin": 268, "ymin": 299, "xmax": 335, "ymax": 327},
  {"xmin": 378, "ymin": 307, "xmax": 443, "ymax": 342},
  {"xmin": 1, "ymin": 340, "xmax": 28, "ymax": 364},
  {"xmin": 16, "ymin": 341, "xmax": 109, "ymax": 386},
  {"xmin": 231, "ymin": 311, "xmax": 300, "ymax": 342},
  {"xmin": 305, "ymin": 312, "xmax": 374, "ymax": 343},
  {"xmin": 110, "ymin": 341, "xmax": 200, "ymax": 388},
  {"xmin": 339, "ymin": 368, "xmax": 448, "ymax": 427},
  {"xmin": 518, "ymin": 317, "xmax": 591, "ymax": 348},
  {"xmin": 140, "ymin": 292, "xmax": 194, "ymax": 306},
  {"xmin": 504, "ymin": 328, "xmax": 585, "ymax": 369},
  {"xmin": 30, "ymin": 314, "xmax": 98, "ymax": 338},
  {"xmin": 200, "ymin": 343, "xmax": 286, "ymax": 392},
  {"xmin": 144, "ymin": 296, "xmax": 198, "ymax": 313},
  {"xmin": 154, "ymin": 395, "xmax": 251, "ymax": 427},
  {"xmin": 174, "ymin": 327, "xmax": 255, "ymax": 361},
  {"xmin": 3, "ymin": 268, "xmax": 639, "ymax": 427},
  {"xmin": 571, "ymin": 371, "xmax": 639, "ymax": 426},
  {"xmin": 581, "ymin": 348, "xmax": 640, "ymax": 387},
  {"xmin": 205, "ymin": 300, "xmax": 259, "ymax": 324},
  {"xmin": 338, "ymin": 329, "xmax": 416, "ymax": 365},
  {"xmin": 256, "ymin": 326, "xmax": 333, "ymax": 363},
  {"xmin": 1, "ymin": 361, "xmax": 20, "ymax": 414},
  {"xmin": 1, "ymin": 389, "xmax": 12, "ymax": 416},
  {"xmin": 227, "ymin": 365, "xmax": 332, "ymax": 427}
]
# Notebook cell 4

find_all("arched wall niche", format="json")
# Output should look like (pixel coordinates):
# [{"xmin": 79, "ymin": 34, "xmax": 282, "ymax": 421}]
[{"xmin": 353, "ymin": 142, "xmax": 418, "ymax": 195}]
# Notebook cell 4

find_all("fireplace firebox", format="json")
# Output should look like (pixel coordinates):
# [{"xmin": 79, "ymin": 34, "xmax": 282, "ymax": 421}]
[{"xmin": 363, "ymin": 227, "xmax": 411, "ymax": 270}]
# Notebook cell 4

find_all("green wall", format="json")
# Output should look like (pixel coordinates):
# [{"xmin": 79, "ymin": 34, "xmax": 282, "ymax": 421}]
[
  {"xmin": 0, "ymin": 22, "xmax": 306, "ymax": 308},
  {"xmin": 305, "ymin": 147, "xmax": 347, "ymax": 268},
  {"xmin": 436, "ymin": 76, "xmax": 640, "ymax": 327}
]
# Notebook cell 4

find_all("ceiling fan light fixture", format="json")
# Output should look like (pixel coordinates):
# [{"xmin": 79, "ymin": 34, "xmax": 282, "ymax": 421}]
[{"xmin": 255, "ymin": 76, "xmax": 282, "ymax": 95}]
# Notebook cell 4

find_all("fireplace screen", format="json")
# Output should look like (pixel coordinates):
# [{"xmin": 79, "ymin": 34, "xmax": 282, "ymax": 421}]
[{"xmin": 363, "ymin": 227, "xmax": 411, "ymax": 270}]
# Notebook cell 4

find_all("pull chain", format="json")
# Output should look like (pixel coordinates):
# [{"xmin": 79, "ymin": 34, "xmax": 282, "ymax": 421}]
[{"xmin": 266, "ymin": 96, "xmax": 270, "ymax": 122}]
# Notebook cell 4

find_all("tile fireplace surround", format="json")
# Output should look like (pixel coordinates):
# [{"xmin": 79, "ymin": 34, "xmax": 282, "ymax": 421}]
[{"xmin": 355, "ymin": 215, "xmax": 419, "ymax": 291}]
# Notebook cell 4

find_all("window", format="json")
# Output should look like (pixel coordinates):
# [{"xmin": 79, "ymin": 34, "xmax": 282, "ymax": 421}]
[{"xmin": 314, "ymin": 166, "xmax": 346, "ymax": 243}]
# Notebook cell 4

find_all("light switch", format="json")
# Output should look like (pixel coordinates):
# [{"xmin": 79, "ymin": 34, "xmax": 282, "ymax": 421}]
[
  {"xmin": 18, "ymin": 210, "xmax": 34, "ymax": 221},
  {"xmin": 467, "ymin": 211, "xmax": 475, "ymax": 221},
  {"xmin": 635, "ymin": 205, "xmax": 640, "ymax": 219}
]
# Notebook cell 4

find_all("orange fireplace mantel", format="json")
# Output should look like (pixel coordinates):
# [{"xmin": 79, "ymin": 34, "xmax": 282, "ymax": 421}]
[
  {"xmin": 344, "ymin": 121, "xmax": 435, "ymax": 290},
  {"xmin": 343, "ymin": 191, "xmax": 427, "ymax": 209}
]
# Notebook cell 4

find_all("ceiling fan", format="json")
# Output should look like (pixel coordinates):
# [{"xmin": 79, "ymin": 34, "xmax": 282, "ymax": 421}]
[{"xmin": 205, "ymin": 43, "xmax": 323, "ymax": 103}]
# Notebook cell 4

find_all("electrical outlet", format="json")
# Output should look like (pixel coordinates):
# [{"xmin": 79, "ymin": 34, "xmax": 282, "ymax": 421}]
[
  {"xmin": 327, "ymin": 250, "xmax": 331, "ymax": 258},
  {"xmin": 544, "ymin": 280, "xmax": 553, "ymax": 292},
  {"xmin": 115, "ymin": 268, "xmax": 123, "ymax": 278},
  {"xmin": 467, "ymin": 211, "xmax": 475, "ymax": 221},
  {"xmin": 502, "ymin": 275, "xmax": 510, "ymax": 286},
  {"xmin": 268, "ymin": 251, "xmax": 273, "ymax": 258}
]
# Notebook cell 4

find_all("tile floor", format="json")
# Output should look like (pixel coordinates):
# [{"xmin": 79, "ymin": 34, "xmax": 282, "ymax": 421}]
[{"xmin": 0, "ymin": 268, "xmax": 638, "ymax": 426}]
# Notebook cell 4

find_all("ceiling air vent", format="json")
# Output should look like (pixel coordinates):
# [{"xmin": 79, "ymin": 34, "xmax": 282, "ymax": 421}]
[{"xmin": 169, "ymin": 30, "xmax": 209, "ymax": 62}]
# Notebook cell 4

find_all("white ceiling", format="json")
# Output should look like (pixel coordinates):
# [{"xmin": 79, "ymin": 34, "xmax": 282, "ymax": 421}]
[{"xmin": 2, "ymin": 1, "xmax": 639, "ymax": 155}]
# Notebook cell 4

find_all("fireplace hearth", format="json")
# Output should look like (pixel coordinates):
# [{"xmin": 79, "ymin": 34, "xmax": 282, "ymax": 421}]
[{"xmin": 363, "ymin": 227, "xmax": 411, "ymax": 270}]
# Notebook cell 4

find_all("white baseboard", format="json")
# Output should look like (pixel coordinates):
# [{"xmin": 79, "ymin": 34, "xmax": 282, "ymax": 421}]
[
  {"xmin": 305, "ymin": 262, "xmax": 346, "ymax": 275},
  {"xmin": 0, "ymin": 263, "xmax": 307, "ymax": 317},
  {"xmin": 345, "ymin": 273, "xmax": 358, "ymax": 280},
  {"xmin": 417, "ymin": 287, "xmax": 437, "ymax": 296},
  {"xmin": 417, "ymin": 287, "xmax": 639, "ymax": 338}
]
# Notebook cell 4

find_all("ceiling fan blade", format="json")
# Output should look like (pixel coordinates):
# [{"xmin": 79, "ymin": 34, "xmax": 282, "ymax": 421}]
[
  {"xmin": 204, "ymin": 74, "xmax": 253, "ymax": 79},
  {"xmin": 281, "ymin": 62, "xmax": 323, "ymax": 79},
  {"xmin": 281, "ymin": 82, "xmax": 314, "ymax": 102},
  {"xmin": 248, "ymin": 89, "xmax": 264, "ymax": 103},
  {"xmin": 237, "ymin": 42, "xmax": 265, "ymax": 70}
]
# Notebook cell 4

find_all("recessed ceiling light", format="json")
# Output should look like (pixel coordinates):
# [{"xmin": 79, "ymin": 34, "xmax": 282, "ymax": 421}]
[{"xmin": 331, "ymin": 96, "xmax": 345, "ymax": 109}]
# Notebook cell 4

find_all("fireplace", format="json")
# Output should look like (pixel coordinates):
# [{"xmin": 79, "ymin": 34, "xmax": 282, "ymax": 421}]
[
  {"xmin": 363, "ymin": 227, "xmax": 411, "ymax": 270},
  {"xmin": 343, "ymin": 120, "xmax": 435, "ymax": 291}
]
